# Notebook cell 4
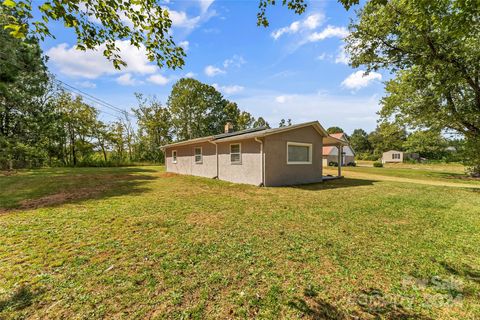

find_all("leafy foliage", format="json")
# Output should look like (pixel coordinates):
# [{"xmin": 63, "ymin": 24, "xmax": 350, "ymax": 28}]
[
  {"xmin": 345, "ymin": 0, "xmax": 480, "ymax": 173},
  {"xmin": 327, "ymin": 126, "xmax": 344, "ymax": 134}
]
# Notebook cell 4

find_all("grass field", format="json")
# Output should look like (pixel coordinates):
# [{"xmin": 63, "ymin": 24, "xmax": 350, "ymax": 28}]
[{"xmin": 1, "ymin": 165, "xmax": 480, "ymax": 319}]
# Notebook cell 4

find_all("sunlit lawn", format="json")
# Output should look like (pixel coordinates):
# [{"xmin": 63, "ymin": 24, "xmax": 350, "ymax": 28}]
[{"xmin": 1, "ymin": 165, "xmax": 479, "ymax": 319}]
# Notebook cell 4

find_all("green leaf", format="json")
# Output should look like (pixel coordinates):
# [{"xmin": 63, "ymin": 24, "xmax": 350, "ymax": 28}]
[{"xmin": 2, "ymin": 0, "xmax": 16, "ymax": 8}]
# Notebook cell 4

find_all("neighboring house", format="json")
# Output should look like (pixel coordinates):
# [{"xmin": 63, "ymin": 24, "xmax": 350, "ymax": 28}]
[
  {"xmin": 161, "ymin": 121, "xmax": 348, "ymax": 187},
  {"xmin": 382, "ymin": 150, "xmax": 420, "ymax": 163},
  {"xmin": 322, "ymin": 133, "xmax": 355, "ymax": 166}
]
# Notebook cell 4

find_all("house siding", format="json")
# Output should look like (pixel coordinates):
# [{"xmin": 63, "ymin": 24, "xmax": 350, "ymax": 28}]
[
  {"xmin": 217, "ymin": 138, "xmax": 262, "ymax": 186},
  {"xmin": 165, "ymin": 142, "xmax": 217, "ymax": 178},
  {"xmin": 264, "ymin": 126, "xmax": 324, "ymax": 186}
]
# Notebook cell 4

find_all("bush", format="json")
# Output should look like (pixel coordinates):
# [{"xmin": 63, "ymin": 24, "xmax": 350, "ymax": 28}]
[
  {"xmin": 373, "ymin": 162, "xmax": 383, "ymax": 168},
  {"xmin": 328, "ymin": 161, "xmax": 338, "ymax": 167},
  {"xmin": 347, "ymin": 162, "xmax": 356, "ymax": 167}
]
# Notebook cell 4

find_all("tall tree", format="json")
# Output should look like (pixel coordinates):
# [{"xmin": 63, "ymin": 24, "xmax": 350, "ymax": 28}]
[
  {"xmin": 368, "ymin": 122, "xmax": 407, "ymax": 155},
  {"xmin": 349, "ymin": 129, "xmax": 371, "ymax": 153},
  {"xmin": 167, "ymin": 78, "xmax": 226, "ymax": 140},
  {"xmin": 253, "ymin": 117, "xmax": 270, "ymax": 129},
  {"xmin": 133, "ymin": 94, "xmax": 172, "ymax": 163},
  {"xmin": 0, "ymin": 14, "xmax": 51, "ymax": 169},
  {"xmin": 345, "ymin": 0, "xmax": 480, "ymax": 174}
]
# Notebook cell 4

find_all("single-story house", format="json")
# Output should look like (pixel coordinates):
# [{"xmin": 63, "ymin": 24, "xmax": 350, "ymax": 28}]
[
  {"xmin": 161, "ymin": 121, "xmax": 348, "ymax": 187},
  {"xmin": 322, "ymin": 133, "xmax": 355, "ymax": 166},
  {"xmin": 382, "ymin": 150, "xmax": 420, "ymax": 163}
]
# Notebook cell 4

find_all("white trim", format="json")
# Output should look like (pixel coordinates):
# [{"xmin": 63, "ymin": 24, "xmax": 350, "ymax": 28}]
[
  {"xmin": 230, "ymin": 143, "xmax": 242, "ymax": 164},
  {"xmin": 172, "ymin": 150, "xmax": 177, "ymax": 164},
  {"xmin": 194, "ymin": 146, "xmax": 203, "ymax": 164},
  {"xmin": 287, "ymin": 142, "xmax": 313, "ymax": 165}
]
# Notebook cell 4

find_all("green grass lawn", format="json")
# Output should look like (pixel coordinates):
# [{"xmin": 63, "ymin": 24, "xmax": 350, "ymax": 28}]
[{"xmin": 1, "ymin": 165, "xmax": 480, "ymax": 319}]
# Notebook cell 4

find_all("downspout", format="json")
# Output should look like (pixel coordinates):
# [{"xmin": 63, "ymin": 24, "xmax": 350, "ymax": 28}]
[
  {"xmin": 209, "ymin": 141, "xmax": 219, "ymax": 179},
  {"xmin": 254, "ymin": 137, "xmax": 265, "ymax": 187}
]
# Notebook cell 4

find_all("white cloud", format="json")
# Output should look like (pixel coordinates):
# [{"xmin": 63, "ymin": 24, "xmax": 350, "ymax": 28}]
[
  {"xmin": 116, "ymin": 73, "xmax": 140, "ymax": 86},
  {"xmin": 307, "ymin": 25, "xmax": 349, "ymax": 42},
  {"xmin": 271, "ymin": 13, "xmax": 324, "ymax": 40},
  {"xmin": 47, "ymin": 41, "xmax": 157, "ymax": 79},
  {"xmin": 75, "ymin": 81, "xmax": 96, "ymax": 88},
  {"xmin": 223, "ymin": 55, "xmax": 246, "ymax": 68},
  {"xmin": 184, "ymin": 72, "xmax": 196, "ymax": 78},
  {"xmin": 204, "ymin": 65, "xmax": 225, "ymax": 77},
  {"xmin": 235, "ymin": 89, "xmax": 381, "ymax": 133},
  {"xmin": 275, "ymin": 95, "xmax": 296, "ymax": 103},
  {"xmin": 341, "ymin": 70, "xmax": 382, "ymax": 90},
  {"xmin": 197, "ymin": 0, "xmax": 215, "ymax": 13},
  {"xmin": 316, "ymin": 53, "xmax": 328, "ymax": 61},
  {"xmin": 335, "ymin": 45, "xmax": 349, "ymax": 64},
  {"xmin": 179, "ymin": 41, "xmax": 190, "ymax": 51},
  {"xmin": 147, "ymin": 74, "xmax": 170, "ymax": 85},
  {"xmin": 213, "ymin": 83, "xmax": 244, "ymax": 95},
  {"xmin": 169, "ymin": 10, "xmax": 201, "ymax": 29}
]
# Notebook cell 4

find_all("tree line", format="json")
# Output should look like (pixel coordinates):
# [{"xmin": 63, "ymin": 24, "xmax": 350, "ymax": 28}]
[
  {"xmin": 0, "ymin": 28, "xmax": 269, "ymax": 169},
  {"xmin": 327, "ymin": 125, "xmax": 463, "ymax": 163}
]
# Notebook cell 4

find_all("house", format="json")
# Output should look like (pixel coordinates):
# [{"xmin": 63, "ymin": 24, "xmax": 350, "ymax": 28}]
[
  {"xmin": 161, "ymin": 121, "xmax": 348, "ymax": 187},
  {"xmin": 382, "ymin": 150, "xmax": 420, "ymax": 163},
  {"xmin": 322, "ymin": 133, "xmax": 355, "ymax": 166}
]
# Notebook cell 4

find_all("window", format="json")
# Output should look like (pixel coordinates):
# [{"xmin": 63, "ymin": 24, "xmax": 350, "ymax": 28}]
[
  {"xmin": 194, "ymin": 147, "xmax": 202, "ymax": 164},
  {"xmin": 287, "ymin": 142, "xmax": 312, "ymax": 164},
  {"xmin": 172, "ymin": 150, "xmax": 177, "ymax": 163},
  {"xmin": 392, "ymin": 153, "xmax": 401, "ymax": 160},
  {"xmin": 230, "ymin": 143, "xmax": 241, "ymax": 164}
]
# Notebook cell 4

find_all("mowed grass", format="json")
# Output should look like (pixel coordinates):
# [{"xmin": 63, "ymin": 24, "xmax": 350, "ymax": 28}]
[{"xmin": 1, "ymin": 166, "xmax": 480, "ymax": 319}]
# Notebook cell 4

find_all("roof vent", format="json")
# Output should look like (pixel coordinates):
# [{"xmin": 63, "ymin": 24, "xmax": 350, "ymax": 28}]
[{"xmin": 224, "ymin": 121, "xmax": 234, "ymax": 133}]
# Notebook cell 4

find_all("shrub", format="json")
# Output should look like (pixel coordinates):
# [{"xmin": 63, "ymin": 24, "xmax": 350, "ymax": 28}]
[
  {"xmin": 328, "ymin": 161, "xmax": 338, "ymax": 167},
  {"xmin": 347, "ymin": 162, "xmax": 356, "ymax": 167},
  {"xmin": 373, "ymin": 162, "xmax": 383, "ymax": 168}
]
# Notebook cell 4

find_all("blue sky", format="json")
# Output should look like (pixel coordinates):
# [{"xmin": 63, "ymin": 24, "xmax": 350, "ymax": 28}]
[{"xmin": 41, "ymin": 0, "xmax": 385, "ymax": 133}]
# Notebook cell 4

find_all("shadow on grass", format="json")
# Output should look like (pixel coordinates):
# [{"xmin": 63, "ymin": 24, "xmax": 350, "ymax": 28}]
[
  {"xmin": 440, "ymin": 261, "xmax": 480, "ymax": 284},
  {"xmin": 357, "ymin": 288, "xmax": 432, "ymax": 320},
  {"xmin": 0, "ymin": 167, "xmax": 159, "ymax": 212},
  {"xmin": 0, "ymin": 286, "xmax": 43, "ymax": 312},
  {"xmin": 288, "ymin": 297, "xmax": 353, "ymax": 320},
  {"xmin": 292, "ymin": 178, "xmax": 377, "ymax": 191}
]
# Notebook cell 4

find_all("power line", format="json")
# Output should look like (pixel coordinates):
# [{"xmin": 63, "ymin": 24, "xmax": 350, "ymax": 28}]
[{"xmin": 54, "ymin": 78, "xmax": 137, "ymax": 118}]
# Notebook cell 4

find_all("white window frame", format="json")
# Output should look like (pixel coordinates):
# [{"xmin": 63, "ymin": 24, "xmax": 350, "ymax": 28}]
[
  {"xmin": 230, "ymin": 143, "xmax": 242, "ymax": 164},
  {"xmin": 287, "ymin": 142, "xmax": 313, "ymax": 165},
  {"xmin": 194, "ymin": 146, "xmax": 203, "ymax": 164},
  {"xmin": 172, "ymin": 150, "xmax": 177, "ymax": 164}
]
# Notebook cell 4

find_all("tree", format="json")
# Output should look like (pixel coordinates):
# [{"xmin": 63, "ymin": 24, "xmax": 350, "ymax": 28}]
[
  {"xmin": 133, "ymin": 94, "xmax": 172, "ymax": 163},
  {"xmin": 327, "ymin": 126, "xmax": 344, "ymax": 134},
  {"xmin": 253, "ymin": 117, "xmax": 270, "ymax": 129},
  {"xmin": 345, "ymin": 0, "xmax": 480, "ymax": 174},
  {"xmin": 349, "ymin": 129, "xmax": 371, "ymax": 153},
  {"xmin": 279, "ymin": 118, "xmax": 292, "ymax": 127},
  {"xmin": 0, "ymin": 15, "xmax": 51, "ymax": 169},
  {"xmin": 167, "ymin": 78, "xmax": 226, "ymax": 140},
  {"xmin": 368, "ymin": 122, "xmax": 407, "ymax": 155},
  {"xmin": 2, "ymin": 0, "xmax": 309, "ymax": 70},
  {"xmin": 403, "ymin": 130, "xmax": 447, "ymax": 159}
]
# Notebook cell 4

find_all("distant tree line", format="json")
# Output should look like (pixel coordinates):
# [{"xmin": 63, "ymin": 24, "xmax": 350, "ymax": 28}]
[{"xmin": 328, "ymin": 124, "xmax": 463, "ymax": 162}]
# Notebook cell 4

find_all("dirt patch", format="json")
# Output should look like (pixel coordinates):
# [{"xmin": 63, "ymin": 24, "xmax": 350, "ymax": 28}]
[
  {"xmin": 161, "ymin": 172, "xmax": 178, "ymax": 178},
  {"xmin": 0, "ymin": 187, "xmax": 108, "ymax": 215}
]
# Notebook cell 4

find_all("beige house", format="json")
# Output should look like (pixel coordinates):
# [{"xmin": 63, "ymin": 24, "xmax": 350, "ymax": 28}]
[
  {"xmin": 322, "ymin": 133, "xmax": 355, "ymax": 166},
  {"xmin": 382, "ymin": 150, "xmax": 421, "ymax": 163},
  {"xmin": 161, "ymin": 121, "xmax": 348, "ymax": 187}
]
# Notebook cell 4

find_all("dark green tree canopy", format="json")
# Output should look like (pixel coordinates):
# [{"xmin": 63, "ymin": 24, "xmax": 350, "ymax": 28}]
[{"xmin": 327, "ymin": 126, "xmax": 344, "ymax": 134}]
